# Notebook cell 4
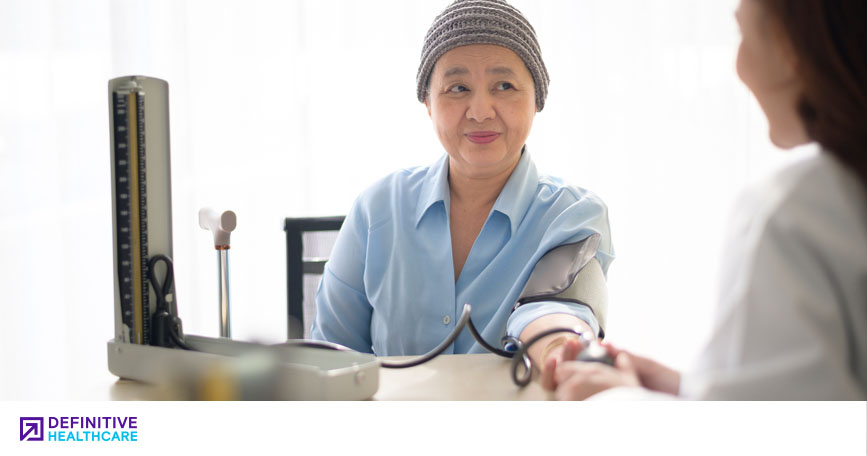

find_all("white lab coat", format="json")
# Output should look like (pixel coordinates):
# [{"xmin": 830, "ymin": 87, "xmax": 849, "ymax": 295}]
[{"xmin": 680, "ymin": 152, "xmax": 867, "ymax": 400}]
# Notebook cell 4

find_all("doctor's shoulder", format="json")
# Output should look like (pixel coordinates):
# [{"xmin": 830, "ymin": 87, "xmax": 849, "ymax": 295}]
[
  {"xmin": 737, "ymin": 153, "xmax": 865, "ymax": 240},
  {"xmin": 724, "ymin": 153, "xmax": 867, "ymax": 290}
]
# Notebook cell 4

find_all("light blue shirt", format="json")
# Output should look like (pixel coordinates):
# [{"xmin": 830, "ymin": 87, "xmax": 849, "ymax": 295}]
[{"xmin": 311, "ymin": 150, "xmax": 614, "ymax": 355}]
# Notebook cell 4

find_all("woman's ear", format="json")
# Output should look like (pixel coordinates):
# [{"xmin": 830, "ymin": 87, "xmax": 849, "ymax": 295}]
[
  {"xmin": 768, "ymin": 19, "xmax": 800, "ymax": 86},
  {"xmin": 778, "ymin": 45, "xmax": 799, "ymax": 86},
  {"xmin": 424, "ymin": 95, "xmax": 432, "ymax": 118}
]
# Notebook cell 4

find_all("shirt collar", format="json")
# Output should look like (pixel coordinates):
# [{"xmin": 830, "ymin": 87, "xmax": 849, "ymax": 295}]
[
  {"xmin": 414, "ymin": 147, "xmax": 538, "ymax": 236},
  {"xmin": 491, "ymin": 147, "xmax": 537, "ymax": 236},
  {"xmin": 415, "ymin": 153, "xmax": 451, "ymax": 227}
]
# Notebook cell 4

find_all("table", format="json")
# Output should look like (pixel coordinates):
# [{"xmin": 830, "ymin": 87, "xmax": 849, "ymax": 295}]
[
  {"xmin": 374, "ymin": 354, "xmax": 549, "ymax": 400},
  {"xmin": 108, "ymin": 353, "xmax": 551, "ymax": 400}
]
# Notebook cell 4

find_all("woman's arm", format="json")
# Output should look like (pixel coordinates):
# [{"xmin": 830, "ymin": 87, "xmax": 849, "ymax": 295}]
[
  {"xmin": 309, "ymin": 204, "xmax": 374, "ymax": 353},
  {"xmin": 519, "ymin": 313, "xmax": 593, "ymax": 390},
  {"xmin": 508, "ymin": 237, "xmax": 609, "ymax": 390}
]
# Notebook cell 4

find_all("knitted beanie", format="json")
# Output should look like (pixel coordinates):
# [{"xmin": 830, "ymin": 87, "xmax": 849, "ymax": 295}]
[{"xmin": 416, "ymin": 0, "xmax": 550, "ymax": 111}]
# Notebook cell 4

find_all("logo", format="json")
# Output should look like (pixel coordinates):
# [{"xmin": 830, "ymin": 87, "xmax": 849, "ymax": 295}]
[
  {"xmin": 20, "ymin": 417, "xmax": 44, "ymax": 441},
  {"xmin": 18, "ymin": 416, "xmax": 138, "ymax": 443}
]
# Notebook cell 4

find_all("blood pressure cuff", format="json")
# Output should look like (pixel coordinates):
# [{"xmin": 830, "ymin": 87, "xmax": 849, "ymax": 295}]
[{"xmin": 513, "ymin": 233, "xmax": 609, "ymax": 337}]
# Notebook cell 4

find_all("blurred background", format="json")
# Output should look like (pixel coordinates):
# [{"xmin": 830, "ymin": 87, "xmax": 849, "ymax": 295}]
[{"xmin": 0, "ymin": 0, "xmax": 814, "ymax": 399}]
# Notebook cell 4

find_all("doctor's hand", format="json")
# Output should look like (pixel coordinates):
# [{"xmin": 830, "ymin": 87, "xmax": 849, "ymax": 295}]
[
  {"xmin": 600, "ymin": 344, "xmax": 682, "ymax": 395},
  {"xmin": 553, "ymin": 344, "xmax": 683, "ymax": 399},
  {"xmin": 553, "ymin": 351, "xmax": 641, "ymax": 400}
]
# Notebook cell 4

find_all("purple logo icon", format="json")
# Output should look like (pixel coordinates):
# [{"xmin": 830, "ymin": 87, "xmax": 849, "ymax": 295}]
[{"xmin": 20, "ymin": 417, "xmax": 44, "ymax": 441}]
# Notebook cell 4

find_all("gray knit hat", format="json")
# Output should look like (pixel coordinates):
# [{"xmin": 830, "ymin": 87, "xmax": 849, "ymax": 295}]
[{"xmin": 416, "ymin": 0, "xmax": 550, "ymax": 111}]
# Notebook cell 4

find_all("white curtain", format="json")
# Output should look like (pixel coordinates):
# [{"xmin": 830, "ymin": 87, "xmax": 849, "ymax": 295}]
[{"xmin": 0, "ymin": 0, "xmax": 814, "ymax": 398}]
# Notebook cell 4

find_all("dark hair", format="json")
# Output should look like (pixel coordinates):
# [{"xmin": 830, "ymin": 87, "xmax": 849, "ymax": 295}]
[{"xmin": 761, "ymin": 0, "xmax": 867, "ymax": 187}]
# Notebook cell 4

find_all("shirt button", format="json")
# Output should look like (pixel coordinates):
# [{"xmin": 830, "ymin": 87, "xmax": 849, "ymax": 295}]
[{"xmin": 442, "ymin": 315, "xmax": 451, "ymax": 325}]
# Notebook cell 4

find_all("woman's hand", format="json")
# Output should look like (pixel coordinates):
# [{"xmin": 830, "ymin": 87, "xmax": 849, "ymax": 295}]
[
  {"xmin": 521, "ymin": 314, "xmax": 593, "ymax": 391},
  {"xmin": 553, "ymin": 351, "xmax": 641, "ymax": 400},
  {"xmin": 539, "ymin": 337, "xmax": 583, "ymax": 391},
  {"xmin": 552, "ymin": 342, "xmax": 682, "ymax": 400}
]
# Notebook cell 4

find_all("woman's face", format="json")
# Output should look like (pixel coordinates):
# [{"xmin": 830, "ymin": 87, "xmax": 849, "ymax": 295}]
[
  {"xmin": 735, "ymin": 0, "xmax": 809, "ymax": 148},
  {"xmin": 425, "ymin": 44, "xmax": 537, "ymax": 180}
]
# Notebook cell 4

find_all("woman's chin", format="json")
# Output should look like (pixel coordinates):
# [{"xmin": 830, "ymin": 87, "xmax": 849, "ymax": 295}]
[
  {"xmin": 768, "ymin": 129, "xmax": 810, "ymax": 150},
  {"xmin": 455, "ymin": 150, "xmax": 514, "ymax": 173}
]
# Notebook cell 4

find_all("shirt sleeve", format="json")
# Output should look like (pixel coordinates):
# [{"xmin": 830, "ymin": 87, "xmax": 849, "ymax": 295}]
[
  {"xmin": 504, "ymin": 301, "xmax": 600, "ymax": 351},
  {"xmin": 310, "ymin": 200, "xmax": 374, "ymax": 353},
  {"xmin": 504, "ymin": 190, "xmax": 613, "ymax": 347}
]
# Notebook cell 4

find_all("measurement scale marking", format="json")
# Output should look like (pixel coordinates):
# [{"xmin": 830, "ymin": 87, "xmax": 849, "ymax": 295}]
[
  {"xmin": 135, "ymin": 92, "xmax": 150, "ymax": 345},
  {"xmin": 128, "ymin": 92, "xmax": 144, "ymax": 344},
  {"xmin": 112, "ymin": 92, "xmax": 135, "ymax": 342}
]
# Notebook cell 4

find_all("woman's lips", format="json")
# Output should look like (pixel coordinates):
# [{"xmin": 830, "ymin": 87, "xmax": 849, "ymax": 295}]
[{"xmin": 466, "ymin": 131, "xmax": 500, "ymax": 144}]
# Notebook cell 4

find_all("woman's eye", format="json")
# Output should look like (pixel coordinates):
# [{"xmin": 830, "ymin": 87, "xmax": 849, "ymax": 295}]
[
  {"xmin": 497, "ymin": 82, "xmax": 514, "ymax": 91},
  {"xmin": 448, "ymin": 85, "xmax": 468, "ymax": 93}
]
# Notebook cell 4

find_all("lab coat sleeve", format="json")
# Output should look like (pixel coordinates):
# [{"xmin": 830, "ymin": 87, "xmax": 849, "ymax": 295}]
[
  {"xmin": 310, "ymin": 200, "xmax": 374, "ymax": 353},
  {"xmin": 681, "ymin": 187, "xmax": 866, "ymax": 400}
]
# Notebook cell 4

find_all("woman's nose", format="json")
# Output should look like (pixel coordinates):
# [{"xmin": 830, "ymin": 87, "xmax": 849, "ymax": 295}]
[{"xmin": 466, "ymin": 92, "xmax": 496, "ymax": 122}]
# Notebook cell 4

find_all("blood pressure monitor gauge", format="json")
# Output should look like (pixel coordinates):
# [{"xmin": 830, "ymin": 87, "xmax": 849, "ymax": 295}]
[{"xmin": 109, "ymin": 76, "xmax": 175, "ymax": 345}]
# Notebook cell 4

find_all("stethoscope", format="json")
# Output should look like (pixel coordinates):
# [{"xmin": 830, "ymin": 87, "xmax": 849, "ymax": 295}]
[{"xmin": 150, "ymin": 255, "xmax": 612, "ymax": 387}]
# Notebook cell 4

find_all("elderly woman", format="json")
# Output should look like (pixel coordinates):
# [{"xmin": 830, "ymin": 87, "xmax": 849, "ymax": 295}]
[{"xmin": 311, "ymin": 0, "xmax": 613, "ymax": 376}]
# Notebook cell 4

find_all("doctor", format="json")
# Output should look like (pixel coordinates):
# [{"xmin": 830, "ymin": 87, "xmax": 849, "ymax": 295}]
[{"xmin": 550, "ymin": 0, "xmax": 867, "ymax": 400}]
